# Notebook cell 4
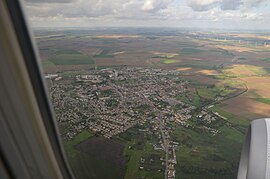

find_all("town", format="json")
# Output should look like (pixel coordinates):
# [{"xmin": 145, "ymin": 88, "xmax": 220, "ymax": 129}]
[{"xmin": 49, "ymin": 67, "xmax": 222, "ymax": 179}]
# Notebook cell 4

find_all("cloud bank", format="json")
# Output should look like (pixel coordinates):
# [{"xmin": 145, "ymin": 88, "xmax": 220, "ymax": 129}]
[
  {"xmin": 186, "ymin": 0, "xmax": 267, "ymax": 11},
  {"xmin": 23, "ymin": 0, "xmax": 270, "ymax": 29}
]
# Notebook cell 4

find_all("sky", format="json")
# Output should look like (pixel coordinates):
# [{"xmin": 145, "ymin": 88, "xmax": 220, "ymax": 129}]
[{"xmin": 23, "ymin": 0, "xmax": 270, "ymax": 30}]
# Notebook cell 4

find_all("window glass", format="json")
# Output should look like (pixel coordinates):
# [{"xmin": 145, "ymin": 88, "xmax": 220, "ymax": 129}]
[{"xmin": 23, "ymin": 0, "xmax": 270, "ymax": 178}]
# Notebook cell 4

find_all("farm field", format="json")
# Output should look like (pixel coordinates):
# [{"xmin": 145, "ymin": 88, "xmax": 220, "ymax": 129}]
[
  {"xmin": 63, "ymin": 125, "xmax": 165, "ymax": 179},
  {"xmin": 49, "ymin": 50, "xmax": 94, "ymax": 65},
  {"xmin": 63, "ymin": 131, "xmax": 126, "ymax": 179},
  {"xmin": 172, "ymin": 124, "xmax": 244, "ymax": 179}
]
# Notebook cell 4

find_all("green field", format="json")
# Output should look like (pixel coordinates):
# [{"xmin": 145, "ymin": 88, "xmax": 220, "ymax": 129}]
[
  {"xmin": 221, "ymin": 65, "xmax": 270, "ymax": 77},
  {"xmin": 64, "ymin": 126, "xmax": 165, "ymax": 179},
  {"xmin": 176, "ymin": 90, "xmax": 202, "ymax": 108},
  {"xmin": 258, "ymin": 58, "xmax": 270, "ymax": 62},
  {"xmin": 180, "ymin": 48, "xmax": 204, "ymax": 54},
  {"xmin": 60, "ymin": 70, "xmax": 89, "ymax": 77},
  {"xmin": 172, "ymin": 84, "xmax": 249, "ymax": 179},
  {"xmin": 50, "ymin": 54, "xmax": 94, "ymax": 65},
  {"xmin": 254, "ymin": 98, "xmax": 270, "ymax": 105},
  {"xmin": 49, "ymin": 49, "xmax": 94, "ymax": 65},
  {"xmin": 177, "ymin": 80, "xmax": 234, "ymax": 107},
  {"xmin": 54, "ymin": 49, "xmax": 81, "ymax": 55},
  {"xmin": 63, "ymin": 95, "xmax": 248, "ymax": 179},
  {"xmin": 197, "ymin": 87, "xmax": 219, "ymax": 99},
  {"xmin": 42, "ymin": 60, "xmax": 56, "ymax": 68},
  {"xmin": 42, "ymin": 60, "xmax": 56, "ymax": 71},
  {"xmin": 162, "ymin": 59, "xmax": 178, "ymax": 64},
  {"xmin": 211, "ymin": 106, "xmax": 249, "ymax": 126},
  {"xmin": 172, "ymin": 119, "xmax": 246, "ymax": 179},
  {"xmin": 94, "ymin": 49, "xmax": 114, "ymax": 58},
  {"xmin": 247, "ymin": 65, "xmax": 270, "ymax": 75},
  {"xmin": 123, "ymin": 143, "xmax": 164, "ymax": 179},
  {"xmin": 63, "ymin": 131, "xmax": 125, "ymax": 179},
  {"xmin": 119, "ymin": 127, "xmax": 164, "ymax": 179}
]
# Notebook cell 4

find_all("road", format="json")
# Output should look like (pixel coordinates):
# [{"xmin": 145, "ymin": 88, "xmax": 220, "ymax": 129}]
[
  {"xmin": 157, "ymin": 113, "xmax": 170, "ymax": 179},
  {"xmin": 136, "ymin": 92, "xmax": 173, "ymax": 179}
]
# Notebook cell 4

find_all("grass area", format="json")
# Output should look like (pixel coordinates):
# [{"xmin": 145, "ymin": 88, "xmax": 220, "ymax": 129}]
[
  {"xmin": 54, "ymin": 49, "xmax": 81, "ymax": 55},
  {"xmin": 42, "ymin": 60, "xmax": 56, "ymax": 68},
  {"xmin": 177, "ymin": 81, "xmax": 232, "ymax": 107},
  {"xmin": 254, "ymin": 98, "xmax": 270, "ymax": 105},
  {"xmin": 162, "ymin": 59, "xmax": 178, "ymax": 64},
  {"xmin": 181, "ymin": 79, "xmax": 244, "ymax": 118},
  {"xmin": 63, "ymin": 130, "xmax": 93, "ymax": 157},
  {"xmin": 219, "ymin": 49, "xmax": 234, "ymax": 57},
  {"xmin": 220, "ymin": 79, "xmax": 246, "ymax": 89},
  {"xmin": 247, "ymin": 65, "xmax": 270, "ymax": 75},
  {"xmin": 200, "ymin": 86, "xmax": 232, "ymax": 98},
  {"xmin": 95, "ymin": 65, "xmax": 122, "ymax": 70},
  {"xmin": 124, "ymin": 147, "xmax": 142, "ymax": 179},
  {"xmin": 152, "ymin": 53, "xmax": 178, "ymax": 59},
  {"xmin": 50, "ymin": 54, "xmax": 94, "ymax": 65},
  {"xmin": 60, "ymin": 70, "xmax": 88, "ymax": 77},
  {"xmin": 169, "ymin": 91, "xmax": 250, "ymax": 178},
  {"xmin": 123, "ymin": 142, "xmax": 163, "ymax": 179},
  {"xmin": 177, "ymin": 91, "xmax": 202, "ymax": 107},
  {"xmin": 197, "ymin": 87, "xmax": 219, "ymax": 99},
  {"xmin": 178, "ymin": 63, "xmax": 215, "ymax": 70},
  {"xmin": 258, "ymin": 58, "xmax": 270, "ymax": 62},
  {"xmin": 172, "ymin": 119, "xmax": 247, "ymax": 179},
  {"xmin": 211, "ymin": 106, "xmax": 249, "ymax": 126},
  {"xmin": 222, "ymin": 65, "xmax": 270, "ymax": 77},
  {"xmin": 63, "ymin": 130, "xmax": 124, "ymax": 179},
  {"xmin": 181, "ymin": 48, "xmax": 204, "ymax": 54},
  {"xmin": 105, "ymin": 99, "xmax": 119, "ymax": 107},
  {"xmin": 94, "ymin": 49, "xmax": 114, "ymax": 58},
  {"xmin": 120, "ymin": 127, "xmax": 164, "ymax": 179}
]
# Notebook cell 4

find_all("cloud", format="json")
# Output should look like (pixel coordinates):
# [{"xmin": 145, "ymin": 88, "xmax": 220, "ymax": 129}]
[
  {"xmin": 25, "ymin": 0, "xmax": 174, "ymax": 19},
  {"xmin": 186, "ymin": 0, "xmax": 266, "ymax": 11},
  {"xmin": 186, "ymin": 0, "xmax": 220, "ymax": 11},
  {"xmin": 25, "ymin": 0, "xmax": 123, "ymax": 18},
  {"xmin": 23, "ymin": 0, "xmax": 270, "ymax": 29},
  {"xmin": 220, "ymin": 0, "xmax": 242, "ymax": 10},
  {"xmin": 141, "ymin": 0, "xmax": 172, "ymax": 12},
  {"xmin": 242, "ymin": 0, "xmax": 267, "ymax": 8}
]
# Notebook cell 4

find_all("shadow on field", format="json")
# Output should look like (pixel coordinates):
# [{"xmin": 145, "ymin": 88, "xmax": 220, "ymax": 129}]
[{"xmin": 76, "ymin": 137, "xmax": 127, "ymax": 167}]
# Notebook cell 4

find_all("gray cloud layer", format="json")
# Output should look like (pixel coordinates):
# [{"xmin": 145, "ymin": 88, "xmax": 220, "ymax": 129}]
[
  {"xmin": 25, "ymin": 0, "xmax": 173, "ymax": 18},
  {"xmin": 186, "ymin": 0, "xmax": 267, "ymax": 11},
  {"xmin": 23, "ymin": 0, "xmax": 270, "ymax": 29}
]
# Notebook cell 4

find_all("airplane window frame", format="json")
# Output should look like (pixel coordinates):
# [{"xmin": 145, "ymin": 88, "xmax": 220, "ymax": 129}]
[{"xmin": 1, "ymin": 0, "xmax": 74, "ymax": 178}]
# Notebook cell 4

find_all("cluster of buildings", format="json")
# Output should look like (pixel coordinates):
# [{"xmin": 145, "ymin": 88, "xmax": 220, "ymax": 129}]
[
  {"xmin": 50, "ymin": 67, "xmax": 189, "ymax": 138},
  {"xmin": 48, "ymin": 67, "xmax": 223, "ymax": 179}
]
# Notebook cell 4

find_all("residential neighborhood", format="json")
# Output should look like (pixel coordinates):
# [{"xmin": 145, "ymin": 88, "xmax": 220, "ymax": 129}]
[{"xmin": 49, "ymin": 67, "xmax": 223, "ymax": 179}]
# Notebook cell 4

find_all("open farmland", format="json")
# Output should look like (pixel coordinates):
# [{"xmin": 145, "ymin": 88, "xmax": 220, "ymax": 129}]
[
  {"xmin": 49, "ymin": 50, "xmax": 94, "ymax": 65},
  {"xmin": 36, "ymin": 28, "xmax": 270, "ymax": 179},
  {"xmin": 217, "ymin": 76, "xmax": 270, "ymax": 119},
  {"xmin": 221, "ymin": 97, "xmax": 270, "ymax": 119},
  {"xmin": 76, "ymin": 137, "xmax": 127, "ymax": 167},
  {"xmin": 63, "ymin": 131, "xmax": 125, "ymax": 179},
  {"xmin": 172, "ymin": 124, "xmax": 245, "ymax": 179}
]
